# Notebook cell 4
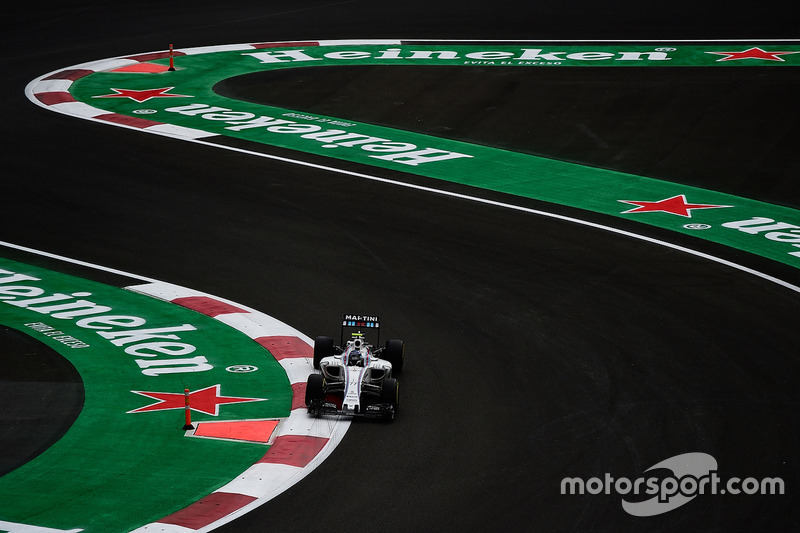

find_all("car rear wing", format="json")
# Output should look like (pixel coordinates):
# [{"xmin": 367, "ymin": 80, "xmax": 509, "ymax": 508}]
[{"xmin": 341, "ymin": 314, "xmax": 381, "ymax": 345}]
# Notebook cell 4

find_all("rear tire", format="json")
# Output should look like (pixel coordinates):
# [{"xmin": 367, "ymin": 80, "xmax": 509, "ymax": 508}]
[
  {"xmin": 383, "ymin": 339, "xmax": 404, "ymax": 374},
  {"xmin": 313, "ymin": 336, "xmax": 334, "ymax": 370}
]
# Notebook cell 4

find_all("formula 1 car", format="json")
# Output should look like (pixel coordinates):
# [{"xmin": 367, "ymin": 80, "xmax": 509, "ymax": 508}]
[{"xmin": 305, "ymin": 314, "xmax": 404, "ymax": 421}]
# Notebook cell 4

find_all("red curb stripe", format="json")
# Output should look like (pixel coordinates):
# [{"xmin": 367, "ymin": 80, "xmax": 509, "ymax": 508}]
[
  {"xmin": 172, "ymin": 296, "xmax": 248, "ymax": 317},
  {"xmin": 35, "ymin": 91, "xmax": 76, "ymax": 105},
  {"xmin": 291, "ymin": 382, "xmax": 307, "ymax": 410},
  {"xmin": 95, "ymin": 113, "xmax": 162, "ymax": 129},
  {"xmin": 43, "ymin": 68, "xmax": 94, "ymax": 81},
  {"xmin": 259, "ymin": 435, "xmax": 328, "ymax": 467},
  {"xmin": 255, "ymin": 335, "xmax": 312, "ymax": 360},
  {"xmin": 158, "ymin": 491, "xmax": 257, "ymax": 529},
  {"xmin": 251, "ymin": 41, "xmax": 319, "ymax": 49}
]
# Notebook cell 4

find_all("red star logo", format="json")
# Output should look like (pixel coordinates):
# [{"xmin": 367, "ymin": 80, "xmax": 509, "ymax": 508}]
[
  {"xmin": 618, "ymin": 195, "xmax": 733, "ymax": 218},
  {"xmin": 128, "ymin": 384, "xmax": 267, "ymax": 415},
  {"xmin": 94, "ymin": 87, "xmax": 192, "ymax": 103},
  {"xmin": 706, "ymin": 47, "xmax": 800, "ymax": 62}
]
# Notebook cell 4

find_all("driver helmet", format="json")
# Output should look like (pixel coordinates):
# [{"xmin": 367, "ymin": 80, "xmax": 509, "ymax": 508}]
[{"xmin": 347, "ymin": 349, "xmax": 363, "ymax": 366}]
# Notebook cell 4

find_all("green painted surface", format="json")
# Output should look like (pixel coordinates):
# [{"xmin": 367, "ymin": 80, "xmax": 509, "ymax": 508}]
[{"xmin": 0, "ymin": 259, "xmax": 291, "ymax": 531}]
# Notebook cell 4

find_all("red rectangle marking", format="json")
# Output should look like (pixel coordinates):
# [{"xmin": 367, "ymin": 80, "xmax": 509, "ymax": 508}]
[
  {"xmin": 35, "ymin": 92, "xmax": 76, "ymax": 106},
  {"xmin": 255, "ymin": 336, "xmax": 312, "ymax": 360},
  {"xmin": 95, "ymin": 113, "xmax": 161, "ymax": 129},
  {"xmin": 172, "ymin": 296, "xmax": 248, "ymax": 317},
  {"xmin": 43, "ymin": 69, "xmax": 94, "ymax": 81},
  {"xmin": 112, "ymin": 62, "xmax": 171, "ymax": 73},
  {"xmin": 159, "ymin": 491, "xmax": 257, "ymax": 529},
  {"xmin": 290, "ymin": 382, "xmax": 306, "ymax": 410},
  {"xmin": 259, "ymin": 435, "xmax": 328, "ymax": 467},
  {"xmin": 194, "ymin": 419, "xmax": 280, "ymax": 444}
]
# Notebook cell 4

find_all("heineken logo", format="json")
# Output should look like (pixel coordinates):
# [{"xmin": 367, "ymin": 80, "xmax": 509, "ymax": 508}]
[
  {"xmin": 244, "ymin": 47, "xmax": 676, "ymax": 66},
  {"xmin": 239, "ymin": 43, "xmax": 800, "ymax": 66},
  {"xmin": 0, "ymin": 267, "xmax": 212, "ymax": 377},
  {"xmin": 164, "ymin": 102, "xmax": 474, "ymax": 167},
  {"xmin": 722, "ymin": 217, "xmax": 800, "ymax": 259}
]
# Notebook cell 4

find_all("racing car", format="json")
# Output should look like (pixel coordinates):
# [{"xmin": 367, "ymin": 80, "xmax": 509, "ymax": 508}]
[{"xmin": 305, "ymin": 314, "xmax": 404, "ymax": 421}]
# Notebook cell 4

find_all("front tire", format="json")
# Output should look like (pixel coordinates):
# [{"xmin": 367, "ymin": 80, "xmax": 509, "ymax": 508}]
[
  {"xmin": 313, "ymin": 336, "xmax": 334, "ymax": 369},
  {"xmin": 305, "ymin": 373, "xmax": 325, "ymax": 407},
  {"xmin": 379, "ymin": 377, "xmax": 399, "ymax": 413}
]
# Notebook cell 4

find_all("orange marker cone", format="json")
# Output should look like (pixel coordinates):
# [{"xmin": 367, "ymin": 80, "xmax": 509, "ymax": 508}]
[
  {"xmin": 168, "ymin": 44, "xmax": 176, "ymax": 71},
  {"xmin": 182, "ymin": 389, "xmax": 194, "ymax": 430}
]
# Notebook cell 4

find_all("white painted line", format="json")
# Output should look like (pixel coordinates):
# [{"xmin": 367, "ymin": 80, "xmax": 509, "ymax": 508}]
[
  {"xmin": 125, "ymin": 280, "xmax": 191, "ymax": 299},
  {"xmin": 129, "ymin": 523, "xmax": 194, "ymax": 533},
  {"xmin": 80, "ymin": 58, "xmax": 137, "ymax": 72},
  {"xmin": 279, "ymin": 357, "xmax": 313, "ymax": 385},
  {"xmin": 146, "ymin": 123, "xmax": 218, "ymax": 139},
  {"xmin": 179, "ymin": 44, "xmax": 256, "ymax": 55},
  {"xmin": 0, "ymin": 520, "xmax": 83, "ymax": 533},
  {"xmin": 50, "ymin": 101, "xmax": 107, "ymax": 119},
  {"xmin": 217, "ymin": 462, "xmax": 301, "ymax": 498},
  {"xmin": 277, "ymin": 409, "xmax": 342, "ymax": 438},
  {"xmin": 0, "ymin": 241, "xmax": 159, "ymax": 283},
  {"xmin": 216, "ymin": 313, "xmax": 306, "ymax": 342},
  {"xmin": 318, "ymin": 39, "xmax": 402, "ymax": 46},
  {"xmin": 33, "ymin": 79, "xmax": 73, "ymax": 92}
]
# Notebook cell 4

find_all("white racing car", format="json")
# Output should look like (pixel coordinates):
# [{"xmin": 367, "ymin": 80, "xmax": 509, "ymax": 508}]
[{"xmin": 305, "ymin": 314, "xmax": 404, "ymax": 421}]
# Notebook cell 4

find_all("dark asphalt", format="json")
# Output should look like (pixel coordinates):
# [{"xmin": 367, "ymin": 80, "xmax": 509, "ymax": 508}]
[
  {"xmin": 0, "ymin": 326, "xmax": 83, "ymax": 476},
  {"xmin": 2, "ymin": 1, "xmax": 799, "ymax": 532}
]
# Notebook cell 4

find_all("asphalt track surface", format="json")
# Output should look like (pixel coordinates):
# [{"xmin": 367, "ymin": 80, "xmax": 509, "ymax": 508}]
[
  {"xmin": 0, "ymin": 326, "xmax": 83, "ymax": 476},
  {"xmin": 3, "ymin": 2, "xmax": 800, "ymax": 532}
]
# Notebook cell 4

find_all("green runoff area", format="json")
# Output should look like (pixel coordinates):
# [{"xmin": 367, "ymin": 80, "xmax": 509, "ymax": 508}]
[
  {"xmin": 68, "ymin": 42, "xmax": 800, "ymax": 269},
  {"xmin": 0, "ymin": 258, "xmax": 292, "ymax": 531}
]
